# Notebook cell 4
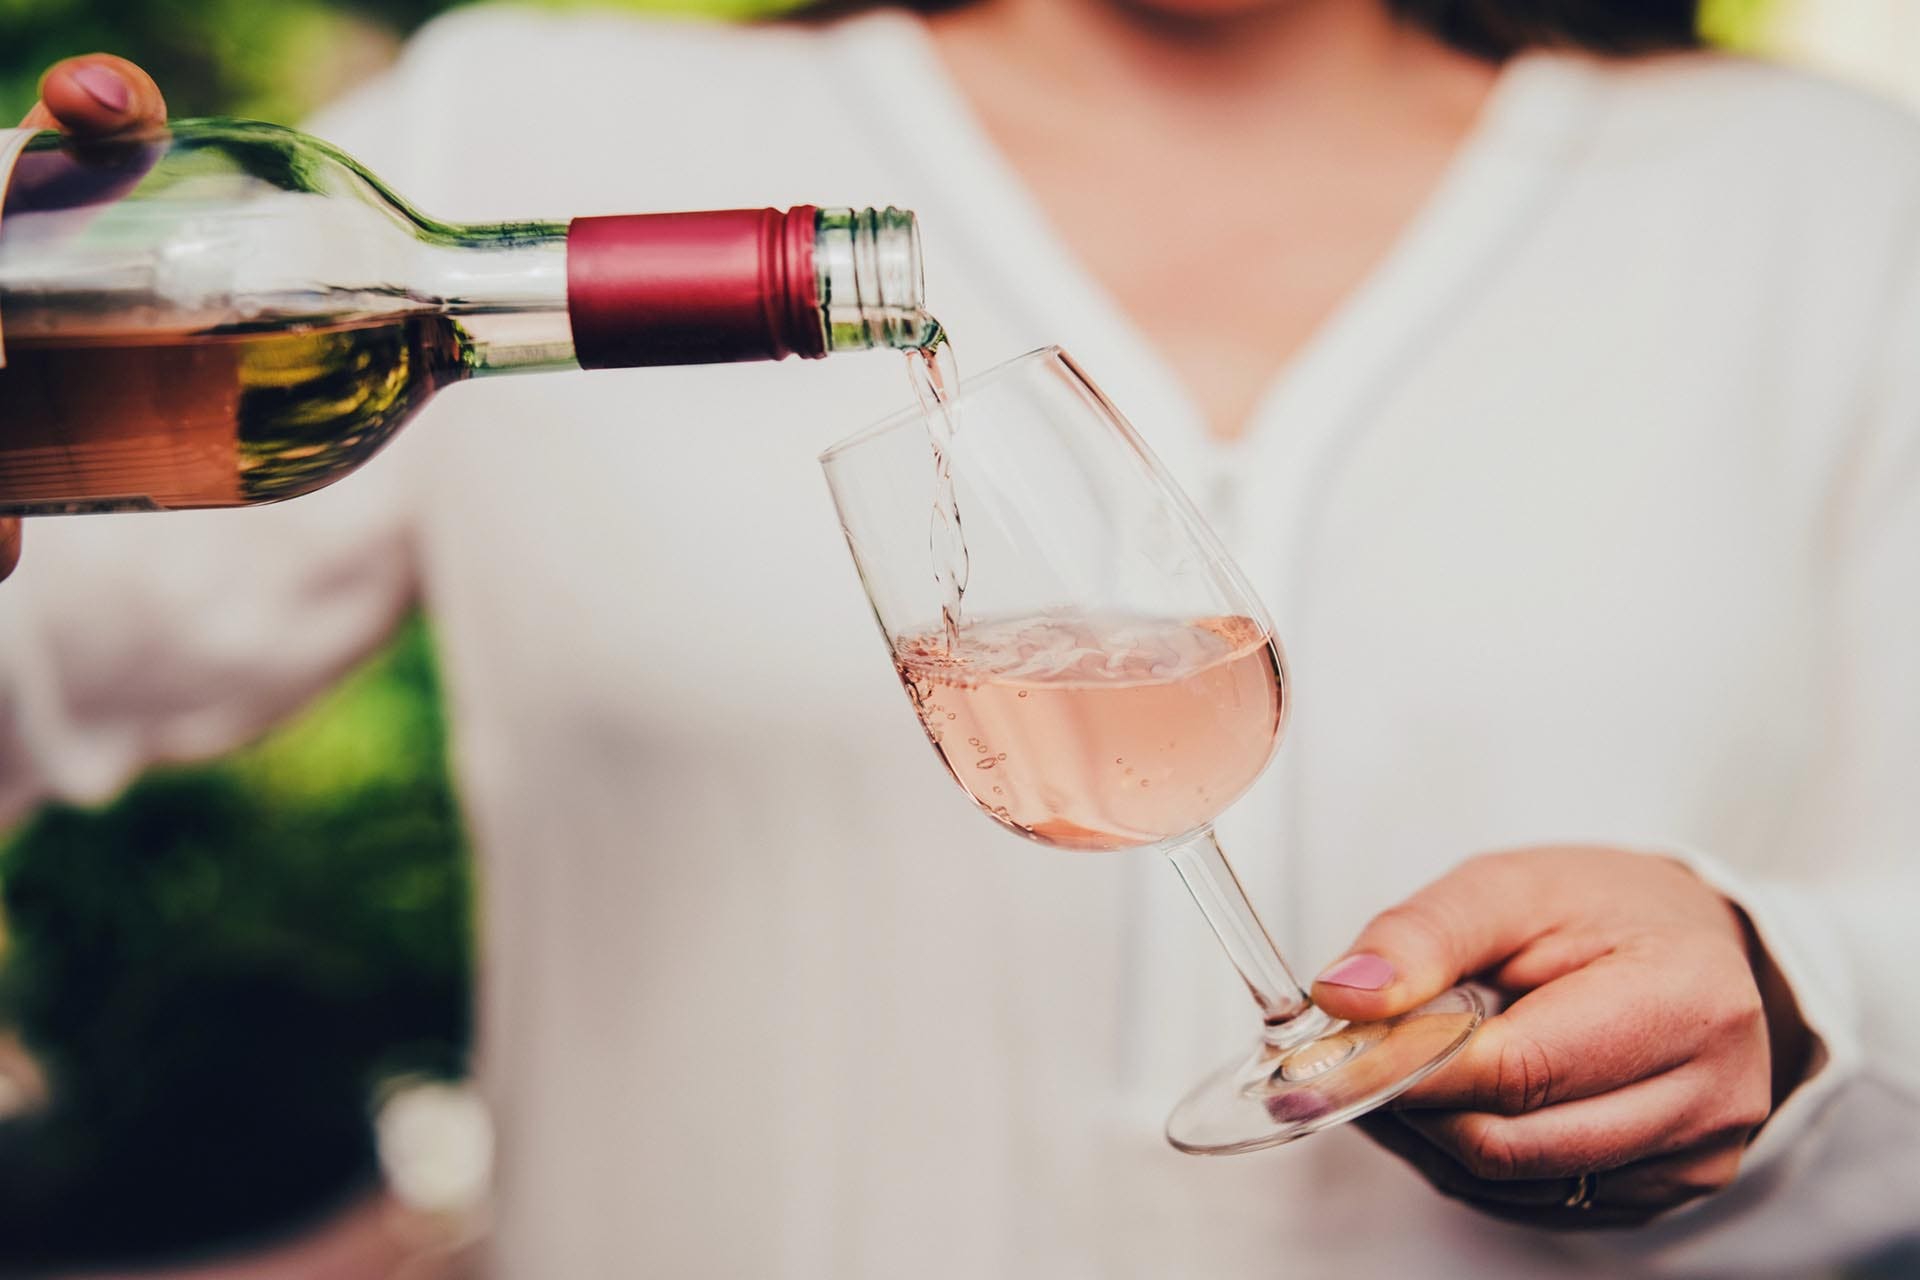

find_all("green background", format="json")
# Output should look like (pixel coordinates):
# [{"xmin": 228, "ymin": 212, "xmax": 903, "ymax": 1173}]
[{"xmin": 0, "ymin": 0, "xmax": 1775, "ymax": 1269}]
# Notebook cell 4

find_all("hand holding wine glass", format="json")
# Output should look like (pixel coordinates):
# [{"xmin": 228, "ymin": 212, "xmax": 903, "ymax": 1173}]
[
  {"xmin": 1316, "ymin": 847, "xmax": 1812, "ymax": 1225},
  {"xmin": 2, "ymin": 55, "xmax": 169, "ymax": 580}
]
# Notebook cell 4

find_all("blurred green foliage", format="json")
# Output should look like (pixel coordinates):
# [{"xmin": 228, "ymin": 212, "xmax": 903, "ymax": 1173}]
[
  {"xmin": 0, "ymin": 0, "xmax": 1780, "ymax": 1268},
  {"xmin": 1699, "ymin": 0, "xmax": 1779, "ymax": 51},
  {"xmin": 0, "ymin": 0, "xmax": 1777, "ymax": 123},
  {"xmin": 0, "ymin": 0, "xmax": 799, "ymax": 124},
  {"xmin": 0, "ymin": 621, "xmax": 471, "ymax": 1268}
]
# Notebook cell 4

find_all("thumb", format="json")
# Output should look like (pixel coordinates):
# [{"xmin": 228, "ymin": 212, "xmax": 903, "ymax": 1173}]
[
  {"xmin": 1310, "ymin": 852, "xmax": 1552, "ymax": 1021},
  {"xmin": 28, "ymin": 55, "xmax": 168, "ymax": 139},
  {"xmin": 0, "ymin": 520, "xmax": 18, "ymax": 581}
]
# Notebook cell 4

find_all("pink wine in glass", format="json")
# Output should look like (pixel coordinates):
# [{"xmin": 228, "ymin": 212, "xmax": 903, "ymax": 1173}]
[{"xmin": 892, "ymin": 612, "xmax": 1284, "ymax": 851}]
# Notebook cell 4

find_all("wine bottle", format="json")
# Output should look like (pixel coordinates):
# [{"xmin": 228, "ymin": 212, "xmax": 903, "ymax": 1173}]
[{"xmin": 0, "ymin": 120, "xmax": 931, "ymax": 514}]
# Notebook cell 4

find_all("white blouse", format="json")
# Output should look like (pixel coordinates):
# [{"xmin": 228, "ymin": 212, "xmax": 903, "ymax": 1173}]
[{"xmin": 3, "ymin": 10, "xmax": 1917, "ymax": 1277}]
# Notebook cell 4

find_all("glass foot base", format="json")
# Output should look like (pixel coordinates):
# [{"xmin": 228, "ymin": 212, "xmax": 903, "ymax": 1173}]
[{"xmin": 1166, "ymin": 987, "xmax": 1483, "ymax": 1155}]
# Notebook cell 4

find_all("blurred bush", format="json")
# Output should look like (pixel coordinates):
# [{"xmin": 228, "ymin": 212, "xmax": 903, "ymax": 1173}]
[
  {"xmin": 0, "ymin": 621, "xmax": 471, "ymax": 1269},
  {"xmin": 0, "ymin": 0, "xmax": 1777, "ymax": 122},
  {"xmin": 0, "ymin": 0, "xmax": 800, "ymax": 123}
]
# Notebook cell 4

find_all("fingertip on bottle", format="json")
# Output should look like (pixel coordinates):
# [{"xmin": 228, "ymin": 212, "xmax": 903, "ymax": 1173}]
[
  {"xmin": 0, "ymin": 519, "xmax": 22, "ymax": 582},
  {"xmin": 69, "ymin": 64, "xmax": 132, "ymax": 114},
  {"xmin": 37, "ymin": 56, "xmax": 161, "ymax": 134}
]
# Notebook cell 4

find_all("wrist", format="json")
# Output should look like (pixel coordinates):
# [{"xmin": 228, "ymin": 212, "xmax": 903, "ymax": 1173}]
[{"xmin": 1732, "ymin": 901, "xmax": 1817, "ymax": 1121}]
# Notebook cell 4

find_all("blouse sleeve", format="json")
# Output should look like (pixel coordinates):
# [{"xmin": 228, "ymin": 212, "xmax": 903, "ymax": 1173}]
[{"xmin": 0, "ymin": 452, "xmax": 420, "ymax": 826}]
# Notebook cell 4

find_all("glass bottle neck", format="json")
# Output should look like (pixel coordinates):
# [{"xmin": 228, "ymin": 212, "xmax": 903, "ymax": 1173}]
[
  {"xmin": 423, "ymin": 206, "xmax": 934, "ymax": 377},
  {"xmin": 414, "ymin": 223, "xmax": 574, "ymax": 377},
  {"xmin": 814, "ymin": 207, "xmax": 936, "ymax": 353}
]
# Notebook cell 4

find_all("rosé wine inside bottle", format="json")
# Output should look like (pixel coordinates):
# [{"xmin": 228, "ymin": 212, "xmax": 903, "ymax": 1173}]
[{"xmin": 892, "ymin": 612, "xmax": 1284, "ymax": 851}]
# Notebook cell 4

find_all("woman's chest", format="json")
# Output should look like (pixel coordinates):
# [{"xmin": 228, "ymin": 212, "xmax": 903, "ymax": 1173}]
[
  {"xmin": 1249, "ymin": 333, "xmax": 1830, "ymax": 945},
  {"xmin": 417, "ymin": 343, "xmax": 1821, "ymax": 799},
  {"xmin": 412, "ymin": 357, "xmax": 929, "ymax": 749}
]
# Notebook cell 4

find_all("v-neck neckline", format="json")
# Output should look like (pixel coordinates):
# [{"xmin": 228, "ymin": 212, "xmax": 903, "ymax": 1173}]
[{"xmin": 830, "ymin": 12, "xmax": 1607, "ymax": 471}]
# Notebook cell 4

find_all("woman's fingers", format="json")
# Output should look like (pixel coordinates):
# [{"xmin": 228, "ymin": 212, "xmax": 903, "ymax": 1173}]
[
  {"xmin": 1356, "ymin": 1112, "xmax": 1574, "ymax": 1206},
  {"xmin": 1310, "ymin": 851, "xmax": 1559, "ymax": 1023},
  {"xmin": 1390, "ymin": 941, "xmax": 1737, "ymax": 1114},
  {"xmin": 1354, "ymin": 1113, "xmax": 1656, "ymax": 1229},
  {"xmin": 0, "ymin": 521, "xmax": 19, "ymax": 580},
  {"xmin": 1576, "ymin": 1138, "xmax": 1747, "ymax": 1209},
  {"xmin": 1357, "ymin": 1112, "xmax": 1747, "ymax": 1229},
  {"xmin": 30, "ymin": 55, "xmax": 168, "ymax": 138},
  {"xmin": 1397, "ymin": 1064, "xmax": 1766, "ymax": 1182}
]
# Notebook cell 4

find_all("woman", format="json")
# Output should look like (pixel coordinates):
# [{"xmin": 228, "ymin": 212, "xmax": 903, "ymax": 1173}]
[{"xmin": 5, "ymin": 0, "xmax": 1916, "ymax": 1274}]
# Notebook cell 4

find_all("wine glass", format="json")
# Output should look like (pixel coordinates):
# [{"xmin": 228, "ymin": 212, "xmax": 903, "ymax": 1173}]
[{"xmin": 820, "ymin": 346, "xmax": 1481, "ymax": 1154}]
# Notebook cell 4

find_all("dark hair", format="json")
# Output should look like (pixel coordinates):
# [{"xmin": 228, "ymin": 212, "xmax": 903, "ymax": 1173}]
[
  {"xmin": 790, "ymin": 0, "xmax": 1702, "ymax": 59},
  {"xmin": 1386, "ymin": 0, "xmax": 1699, "ymax": 57}
]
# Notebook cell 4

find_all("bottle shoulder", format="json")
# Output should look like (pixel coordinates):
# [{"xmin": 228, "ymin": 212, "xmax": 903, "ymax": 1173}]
[{"xmin": 161, "ymin": 117, "xmax": 398, "ymax": 204}]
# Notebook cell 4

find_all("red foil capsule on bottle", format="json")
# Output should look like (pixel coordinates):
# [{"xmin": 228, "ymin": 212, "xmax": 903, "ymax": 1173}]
[{"xmin": 565, "ymin": 205, "xmax": 826, "ymax": 368}]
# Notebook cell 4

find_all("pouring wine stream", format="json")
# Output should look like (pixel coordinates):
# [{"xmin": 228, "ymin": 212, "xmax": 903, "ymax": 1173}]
[{"xmin": 905, "ymin": 323, "xmax": 968, "ymax": 647}]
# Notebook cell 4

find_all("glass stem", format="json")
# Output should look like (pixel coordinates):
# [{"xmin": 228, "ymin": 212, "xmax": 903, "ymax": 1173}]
[{"xmin": 1163, "ymin": 827, "xmax": 1337, "ymax": 1050}]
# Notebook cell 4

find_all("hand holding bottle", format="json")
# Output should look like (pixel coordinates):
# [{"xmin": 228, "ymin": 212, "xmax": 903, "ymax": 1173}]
[{"xmin": 3, "ymin": 56, "xmax": 168, "ymax": 580}]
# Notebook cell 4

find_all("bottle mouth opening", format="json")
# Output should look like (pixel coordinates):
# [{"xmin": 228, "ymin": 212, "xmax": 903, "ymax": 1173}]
[{"xmin": 815, "ymin": 207, "xmax": 937, "ymax": 352}]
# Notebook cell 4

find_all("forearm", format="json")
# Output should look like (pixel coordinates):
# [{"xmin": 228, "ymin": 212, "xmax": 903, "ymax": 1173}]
[
  {"xmin": 1740, "ymin": 905, "xmax": 1813, "ymax": 1119},
  {"xmin": 0, "ymin": 485, "xmax": 417, "ymax": 826}
]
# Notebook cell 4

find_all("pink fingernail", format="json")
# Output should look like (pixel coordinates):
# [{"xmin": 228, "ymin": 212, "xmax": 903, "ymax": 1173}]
[
  {"xmin": 1316, "ymin": 953, "xmax": 1394, "ymax": 990},
  {"xmin": 71, "ymin": 65, "xmax": 131, "ymax": 113}
]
